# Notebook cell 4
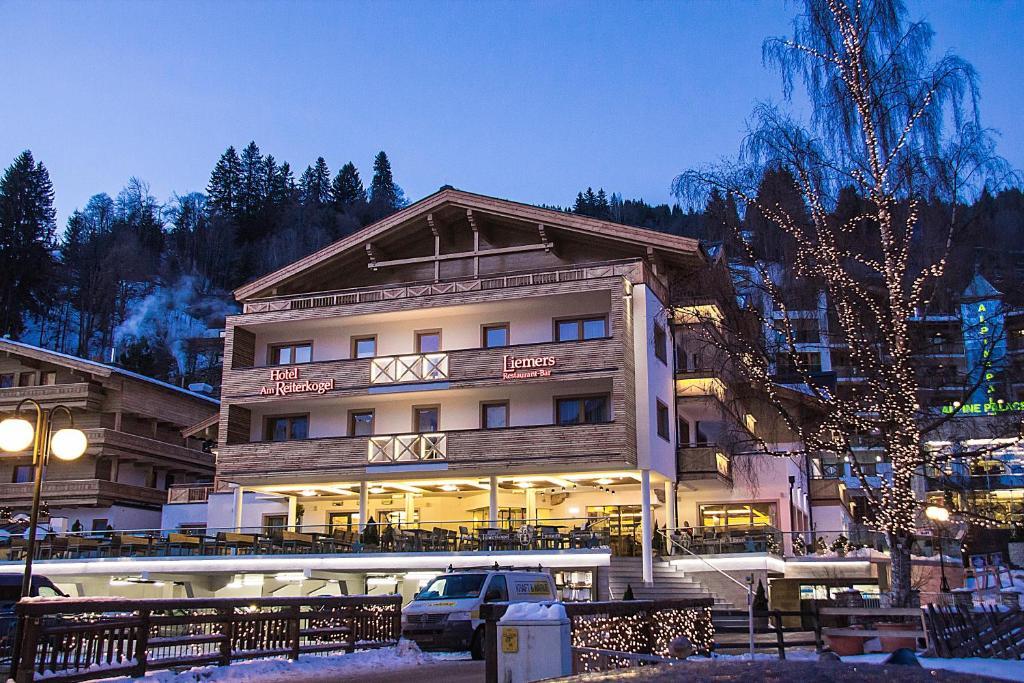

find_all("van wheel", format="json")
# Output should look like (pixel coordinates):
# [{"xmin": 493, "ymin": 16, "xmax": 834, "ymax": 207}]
[{"xmin": 470, "ymin": 626, "xmax": 485, "ymax": 660}]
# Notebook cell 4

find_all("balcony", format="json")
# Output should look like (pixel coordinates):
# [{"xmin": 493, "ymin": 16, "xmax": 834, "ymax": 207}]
[
  {"xmin": 677, "ymin": 446, "xmax": 732, "ymax": 486},
  {"xmin": 368, "ymin": 433, "xmax": 447, "ymax": 463},
  {"xmin": 221, "ymin": 337, "xmax": 620, "ymax": 400},
  {"xmin": 370, "ymin": 353, "xmax": 448, "ymax": 384},
  {"xmin": 83, "ymin": 429, "xmax": 216, "ymax": 471},
  {"xmin": 809, "ymin": 478, "xmax": 851, "ymax": 509},
  {"xmin": 0, "ymin": 479, "xmax": 168, "ymax": 509},
  {"xmin": 0, "ymin": 382, "xmax": 104, "ymax": 411},
  {"xmin": 217, "ymin": 421, "xmax": 632, "ymax": 485}
]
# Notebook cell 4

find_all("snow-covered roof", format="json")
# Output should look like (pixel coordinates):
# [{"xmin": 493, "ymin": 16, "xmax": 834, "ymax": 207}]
[{"xmin": 0, "ymin": 337, "xmax": 218, "ymax": 405}]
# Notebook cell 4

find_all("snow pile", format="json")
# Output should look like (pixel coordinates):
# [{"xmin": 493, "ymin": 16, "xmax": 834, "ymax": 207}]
[
  {"xmin": 499, "ymin": 602, "xmax": 567, "ymax": 623},
  {"xmin": 103, "ymin": 641, "xmax": 436, "ymax": 683}
]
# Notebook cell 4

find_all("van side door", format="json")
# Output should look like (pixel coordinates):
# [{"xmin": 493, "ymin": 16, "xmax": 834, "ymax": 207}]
[{"xmin": 484, "ymin": 574, "xmax": 509, "ymax": 602}]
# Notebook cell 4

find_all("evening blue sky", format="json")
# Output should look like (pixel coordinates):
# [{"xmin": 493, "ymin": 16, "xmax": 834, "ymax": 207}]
[{"xmin": 2, "ymin": 1, "xmax": 1022, "ymax": 230}]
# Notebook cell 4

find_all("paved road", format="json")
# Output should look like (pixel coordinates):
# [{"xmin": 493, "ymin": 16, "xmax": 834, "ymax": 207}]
[{"xmin": 310, "ymin": 659, "xmax": 486, "ymax": 683}]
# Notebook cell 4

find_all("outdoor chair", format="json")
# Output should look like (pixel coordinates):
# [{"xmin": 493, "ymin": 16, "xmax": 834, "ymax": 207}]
[{"xmin": 458, "ymin": 526, "xmax": 478, "ymax": 550}]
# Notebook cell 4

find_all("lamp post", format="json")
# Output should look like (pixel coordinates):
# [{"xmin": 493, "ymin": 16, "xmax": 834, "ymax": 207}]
[
  {"xmin": 0, "ymin": 399, "xmax": 87, "ymax": 675},
  {"xmin": 925, "ymin": 505, "xmax": 952, "ymax": 593}
]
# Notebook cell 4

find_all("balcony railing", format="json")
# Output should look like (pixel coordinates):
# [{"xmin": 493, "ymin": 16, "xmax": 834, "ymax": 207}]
[
  {"xmin": 167, "ymin": 483, "xmax": 217, "ymax": 504},
  {"xmin": 368, "ymin": 433, "xmax": 447, "ymax": 463},
  {"xmin": 370, "ymin": 353, "xmax": 448, "ymax": 384},
  {"xmin": 677, "ymin": 446, "xmax": 732, "ymax": 482}
]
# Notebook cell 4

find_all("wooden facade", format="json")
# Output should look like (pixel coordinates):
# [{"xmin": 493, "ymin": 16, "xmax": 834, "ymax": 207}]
[{"xmin": 0, "ymin": 339, "xmax": 218, "ymax": 514}]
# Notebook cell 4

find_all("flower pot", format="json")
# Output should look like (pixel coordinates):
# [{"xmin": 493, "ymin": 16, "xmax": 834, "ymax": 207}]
[
  {"xmin": 875, "ymin": 622, "xmax": 917, "ymax": 652},
  {"xmin": 825, "ymin": 629, "xmax": 865, "ymax": 656}
]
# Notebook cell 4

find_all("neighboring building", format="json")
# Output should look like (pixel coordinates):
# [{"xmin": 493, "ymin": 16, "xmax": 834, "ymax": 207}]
[{"xmin": 0, "ymin": 338, "xmax": 219, "ymax": 530}]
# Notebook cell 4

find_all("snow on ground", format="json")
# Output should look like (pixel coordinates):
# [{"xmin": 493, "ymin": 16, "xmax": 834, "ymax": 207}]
[
  {"xmin": 691, "ymin": 651, "xmax": 1024, "ymax": 682},
  {"xmin": 97, "ymin": 640, "xmax": 440, "ymax": 683}
]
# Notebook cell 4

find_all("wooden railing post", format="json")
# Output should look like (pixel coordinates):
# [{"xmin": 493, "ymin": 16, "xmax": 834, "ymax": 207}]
[
  {"xmin": 812, "ymin": 604, "xmax": 823, "ymax": 652},
  {"xmin": 217, "ymin": 607, "xmax": 233, "ymax": 666},
  {"xmin": 772, "ymin": 610, "xmax": 785, "ymax": 659},
  {"xmin": 14, "ymin": 616, "xmax": 40, "ymax": 683},
  {"xmin": 133, "ymin": 609, "xmax": 151, "ymax": 677},
  {"xmin": 288, "ymin": 605, "xmax": 301, "ymax": 660}
]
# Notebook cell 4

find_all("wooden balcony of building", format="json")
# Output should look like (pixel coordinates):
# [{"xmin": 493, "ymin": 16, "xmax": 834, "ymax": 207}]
[
  {"xmin": 217, "ymin": 421, "xmax": 633, "ymax": 485},
  {"xmin": 238, "ymin": 258, "xmax": 663, "ymax": 316},
  {"xmin": 0, "ymin": 382, "xmax": 104, "ymax": 411},
  {"xmin": 677, "ymin": 445, "xmax": 732, "ymax": 487},
  {"xmin": 809, "ymin": 477, "xmax": 851, "ymax": 509},
  {"xmin": 0, "ymin": 478, "xmax": 168, "ymax": 509},
  {"xmin": 220, "ymin": 337, "xmax": 620, "ymax": 402},
  {"xmin": 83, "ymin": 428, "xmax": 216, "ymax": 472},
  {"xmin": 166, "ymin": 480, "xmax": 232, "ymax": 504}
]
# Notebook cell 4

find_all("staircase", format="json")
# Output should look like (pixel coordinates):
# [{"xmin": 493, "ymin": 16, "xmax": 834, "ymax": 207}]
[{"xmin": 606, "ymin": 556, "xmax": 734, "ymax": 607}]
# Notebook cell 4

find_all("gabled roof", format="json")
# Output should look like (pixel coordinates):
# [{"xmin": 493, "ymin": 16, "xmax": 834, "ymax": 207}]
[
  {"xmin": 0, "ymin": 338, "xmax": 219, "ymax": 406},
  {"xmin": 962, "ymin": 271, "xmax": 1002, "ymax": 301},
  {"xmin": 234, "ymin": 188, "xmax": 704, "ymax": 300}
]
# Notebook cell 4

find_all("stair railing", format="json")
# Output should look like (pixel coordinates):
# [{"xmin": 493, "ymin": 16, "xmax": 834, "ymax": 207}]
[{"xmin": 660, "ymin": 529, "xmax": 755, "ymax": 658}]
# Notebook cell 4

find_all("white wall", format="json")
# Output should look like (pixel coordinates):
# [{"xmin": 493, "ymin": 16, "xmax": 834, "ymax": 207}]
[
  {"xmin": 251, "ymin": 290, "xmax": 612, "ymax": 365},
  {"xmin": 54, "ymin": 505, "xmax": 162, "ymax": 532},
  {"xmin": 635, "ymin": 285, "xmax": 675, "ymax": 478}
]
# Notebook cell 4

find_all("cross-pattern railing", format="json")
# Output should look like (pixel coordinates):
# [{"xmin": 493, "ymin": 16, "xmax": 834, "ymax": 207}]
[
  {"xmin": 370, "ymin": 353, "xmax": 448, "ymax": 384},
  {"xmin": 368, "ymin": 433, "xmax": 447, "ymax": 463}
]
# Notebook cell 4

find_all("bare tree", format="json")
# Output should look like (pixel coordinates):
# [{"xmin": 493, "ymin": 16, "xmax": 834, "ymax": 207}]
[{"xmin": 674, "ymin": 0, "xmax": 1017, "ymax": 605}]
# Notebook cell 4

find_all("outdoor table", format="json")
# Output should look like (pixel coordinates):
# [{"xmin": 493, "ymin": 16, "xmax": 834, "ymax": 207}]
[
  {"xmin": 537, "ymin": 525, "xmax": 565, "ymax": 549},
  {"xmin": 66, "ymin": 536, "xmax": 101, "ymax": 558}
]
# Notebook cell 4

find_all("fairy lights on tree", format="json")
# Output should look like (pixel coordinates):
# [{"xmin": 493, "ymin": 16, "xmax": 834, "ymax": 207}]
[{"xmin": 674, "ymin": 0, "xmax": 1016, "ymax": 606}]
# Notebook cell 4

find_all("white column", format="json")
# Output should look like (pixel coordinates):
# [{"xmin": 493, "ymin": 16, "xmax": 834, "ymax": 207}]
[
  {"xmin": 489, "ymin": 475, "xmax": 499, "ymax": 527},
  {"xmin": 233, "ymin": 486, "xmax": 244, "ymax": 532},
  {"xmin": 287, "ymin": 495, "xmax": 298, "ymax": 531},
  {"xmin": 359, "ymin": 482, "xmax": 369, "ymax": 531},
  {"xmin": 641, "ymin": 469, "xmax": 653, "ymax": 586},
  {"xmin": 664, "ymin": 481, "xmax": 677, "ymax": 532},
  {"xmin": 405, "ymin": 492, "xmax": 415, "ymax": 524},
  {"xmin": 525, "ymin": 488, "xmax": 537, "ymax": 524}
]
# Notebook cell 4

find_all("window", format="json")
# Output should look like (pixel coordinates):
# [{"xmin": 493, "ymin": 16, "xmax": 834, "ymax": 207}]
[
  {"xmin": 269, "ymin": 342, "xmax": 312, "ymax": 365},
  {"xmin": 587, "ymin": 505, "xmax": 642, "ymax": 538},
  {"xmin": 482, "ymin": 323, "xmax": 510, "ymax": 349},
  {"xmin": 263, "ymin": 514, "xmax": 287, "ymax": 534},
  {"xmin": 656, "ymin": 400, "xmax": 670, "ymax": 441},
  {"xmin": 0, "ymin": 374, "xmax": 13, "ymax": 389},
  {"xmin": 678, "ymin": 419, "xmax": 691, "ymax": 446},
  {"xmin": 18, "ymin": 372, "xmax": 34, "ymax": 387},
  {"xmin": 556, "ymin": 395, "xmax": 609, "ymax": 425},
  {"xmin": 413, "ymin": 406, "xmax": 440, "ymax": 433},
  {"xmin": 485, "ymin": 574, "xmax": 508, "ymax": 602},
  {"xmin": 266, "ymin": 415, "xmax": 309, "ymax": 441},
  {"xmin": 555, "ymin": 316, "xmax": 607, "ymax": 342},
  {"xmin": 164, "ymin": 473, "xmax": 176, "ymax": 490},
  {"xmin": 653, "ymin": 324, "xmax": 667, "ymax": 364},
  {"xmin": 329, "ymin": 511, "xmax": 359, "ymax": 533},
  {"xmin": 415, "ymin": 330, "xmax": 442, "ymax": 353},
  {"xmin": 352, "ymin": 336, "xmax": 377, "ymax": 359},
  {"xmin": 40, "ymin": 371, "xmax": 57, "ymax": 386},
  {"xmin": 91, "ymin": 519, "xmax": 109, "ymax": 532},
  {"xmin": 481, "ymin": 401, "xmax": 509, "ymax": 429},
  {"xmin": 471, "ymin": 507, "xmax": 526, "ymax": 530},
  {"xmin": 699, "ymin": 502, "xmax": 777, "ymax": 528},
  {"xmin": 349, "ymin": 409, "xmax": 375, "ymax": 436},
  {"xmin": 12, "ymin": 465, "xmax": 33, "ymax": 483},
  {"xmin": 145, "ymin": 468, "xmax": 158, "ymax": 489},
  {"xmin": 95, "ymin": 458, "xmax": 112, "ymax": 481}
]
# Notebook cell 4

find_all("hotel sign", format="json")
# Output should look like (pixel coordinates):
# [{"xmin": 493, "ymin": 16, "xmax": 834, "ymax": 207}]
[
  {"xmin": 502, "ymin": 355, "xmax": 556, "ymax": 380},
  {"xmin": 259, "ymin": 368, "xmax": 335, "ymax": 396}
]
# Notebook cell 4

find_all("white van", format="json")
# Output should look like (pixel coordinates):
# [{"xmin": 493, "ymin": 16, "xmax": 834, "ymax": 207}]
[{"xmin": 401, "ymin": 569, "xmax": 556, "ymax": 659}]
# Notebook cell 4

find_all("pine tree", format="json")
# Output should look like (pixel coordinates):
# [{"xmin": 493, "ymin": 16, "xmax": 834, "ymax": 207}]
[
  {"xmin": 368, "ymin": 151, "xmax": 404, "ymax": 218},
  {"xmin": 239, "ymin": 141, "xmax": 266, "ymax": 220},
  {"xmin": 206, "ymin": 146, "xmax": 242, "ymax": 218},
  {"xmin": 331, "ymin": 162, "xmax": 366, "ymax": 211},
  {"xmin": 299, "ymin": 157, "xmax": 332, "ymax": 206},
  {"xmin": 0, "ymin": 151, "xmax": 58, "ymax": 336}
]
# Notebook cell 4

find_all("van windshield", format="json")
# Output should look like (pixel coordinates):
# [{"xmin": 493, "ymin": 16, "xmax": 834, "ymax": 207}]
[{"xmin": 416, "ymin": 574, "xmax": 486, "ymax": 601}]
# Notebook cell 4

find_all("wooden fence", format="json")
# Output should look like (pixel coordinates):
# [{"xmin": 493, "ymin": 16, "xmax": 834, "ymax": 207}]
[
  {"xmin": 481, "ymin": 598, "xmax": 714, "ymax": 682},
  {"xmin": 12, "ymin": 595, "xmax": 402, "ymax": 683},
  {"xmin": 925, "ymin": 603, "xmax": 1024, "ymax": 660},
  {"xmin": 711, "ymin": 609, "xmax": 818, "ymax": 658}
]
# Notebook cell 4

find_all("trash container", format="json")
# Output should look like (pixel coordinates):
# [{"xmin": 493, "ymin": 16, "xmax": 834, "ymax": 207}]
[{"xmin": 496, "ymin": 603, "xmax": 572, "ymax": 683}]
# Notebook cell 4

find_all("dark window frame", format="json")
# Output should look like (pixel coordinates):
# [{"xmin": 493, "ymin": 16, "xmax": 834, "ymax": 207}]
[
  {"xmin": 17, "ymin": 372, "xmax": 35, "ymax": 387},
  {"xmin": 0, "ymin": 374, "xmax": 14, "ymax": 389},
  {"xmin": 415, "ymin": 329, "xmax": 443, "ymax": 354},
  {"xmin": 12, "ymin": 464, "xmax": 33, "ymax": 484},
  {"xmin": 40, "ymin": 371, "xmax": 57, "ymax": 386},
  {"xmin": 656, "ymin": 400, "xmax": 670, "ymax": 441},
  {"xmin": 554, "ymin": 393, "xmax": 611, "ymax": 426},
  {"xmin": 268, "ymin": 341, "xmax": 313, "ymax": 366},
  {"xmin": 348, "ymin": 408, "xmax": 375, "ymax": 436},
  {"xmin": 653, "ymin": 324, "xmax": 668, "ymax": 364},
  {"xmin": 554, "ymin": 315, "xmax": 608, "ymax": 342},
  {"xmin": 481, "ymin": 401, "xmax": 510, "ymax": 429},
  {"xmin": 481, "ymin": 323, "xmax": 510, "ymax": 349},
  {"xmin": 351, "ymin": 335, "xmax": 377, "ymax": 359},
  {"xmin": 412, "ymin": 404, "xmax": 441, "ymax": 433},
  {"xmin": 264, "ymin": 413, "xmax": 310, "ymax": 441}
]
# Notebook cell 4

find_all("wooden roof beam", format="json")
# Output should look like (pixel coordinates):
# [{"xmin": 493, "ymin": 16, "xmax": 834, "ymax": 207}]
[{"xmin": 538, "ymin": 223, "xmax": 558, "ymax": 257}]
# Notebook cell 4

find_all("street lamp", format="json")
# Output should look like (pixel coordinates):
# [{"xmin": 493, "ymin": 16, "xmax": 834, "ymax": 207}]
[
  {"xmin": 925, "ymin": 505, "xmax": 952, "ymax": 593},
  {"xmin": 0, "ymin": 399, "xmax": 88, "ymax": 599}
]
